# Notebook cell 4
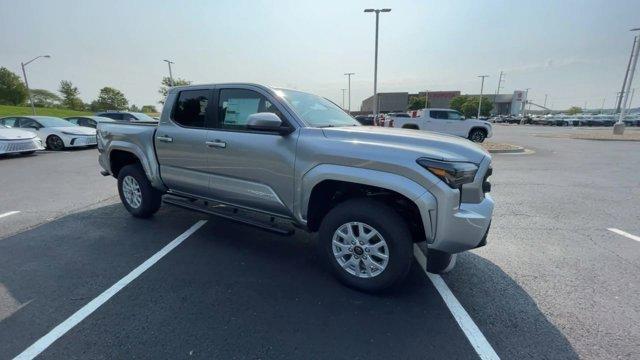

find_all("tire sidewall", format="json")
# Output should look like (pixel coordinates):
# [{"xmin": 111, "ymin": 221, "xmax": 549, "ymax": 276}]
[
  {"xmin": 469, "ymin": 129, "xmax": 486, "ymax": 143},
  {"xmin": 117, "ymin": 164, "xmax": 161, "ymax": 218},
  {"xmin": 319, "ymin": 199, "xmax": 413, "ymax": 292},
  {"xmin": 47, "ymin": 135, "xmax": 64, "ymax": 150}
]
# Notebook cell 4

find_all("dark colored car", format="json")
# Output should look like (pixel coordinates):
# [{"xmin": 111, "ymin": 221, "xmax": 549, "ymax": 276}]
[
  {"xmin": 65, "ymin": 116, "xmax": 116, "ymax": 128},
  {"xmin": 95, "ymin": 111, "xmax": 158, "ymax": 122},
  {"xmin": 354, "ymin": 115, "xmax": 375, "ymax": 126}
]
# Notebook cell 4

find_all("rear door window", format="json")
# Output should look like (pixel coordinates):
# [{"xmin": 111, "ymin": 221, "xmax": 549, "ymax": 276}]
[
  {"xmin": 171, "ymin": 90, "xmax": 210, "ymax": 128},
  {"xmin": 430, "ymin": 111, "xmax": 447, "ymax": 119}
]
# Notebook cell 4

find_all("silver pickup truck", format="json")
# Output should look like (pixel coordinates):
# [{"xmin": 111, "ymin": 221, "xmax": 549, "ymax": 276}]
[{"xmin": 97, "ymin": 83, "xmax": 493, "ymax": 292}]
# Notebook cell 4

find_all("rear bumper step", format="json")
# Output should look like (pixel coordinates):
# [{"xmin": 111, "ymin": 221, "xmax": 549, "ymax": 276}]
[{"xmin": 162, "ymin": 195, "xmax": 295, "ymax": 236}]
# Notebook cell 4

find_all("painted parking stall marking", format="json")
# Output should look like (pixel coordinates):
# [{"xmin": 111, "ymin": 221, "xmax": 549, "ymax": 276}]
[
  {"xmin": 414, "ymin": 244, "xmax": 500, "ymax": 360},
  {"xmin": 608, "ymin": 228, "xmax": 640, "ymax": 243},
  {"xmin": 13, "ymin": 220, "xmax": 208, "ymax": 360},
  {"xmin": 0, "ymin": 211, "xmax": 20, "ymax": 219}
]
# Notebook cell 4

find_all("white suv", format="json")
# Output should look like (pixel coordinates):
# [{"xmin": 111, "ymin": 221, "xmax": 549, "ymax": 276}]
[{"xmin": 387, "ymin": 109, "xmax": 493, "ymax": 143}]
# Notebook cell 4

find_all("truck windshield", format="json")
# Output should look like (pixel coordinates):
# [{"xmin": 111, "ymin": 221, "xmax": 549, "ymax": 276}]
[{"xmin": 275, "ymin": 88, "xmax": 360, "ymax": 128}]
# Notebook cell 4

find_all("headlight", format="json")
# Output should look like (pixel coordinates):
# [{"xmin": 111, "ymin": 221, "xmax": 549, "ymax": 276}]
[{"xmin": 416, "ymin": 158, "xmax": 478, "ymax": 188}]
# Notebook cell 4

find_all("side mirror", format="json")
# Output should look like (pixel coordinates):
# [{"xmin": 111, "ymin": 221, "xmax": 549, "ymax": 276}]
[{"xmin": 246, "ymin": 112, "xmax": 292, "ymax": 135}]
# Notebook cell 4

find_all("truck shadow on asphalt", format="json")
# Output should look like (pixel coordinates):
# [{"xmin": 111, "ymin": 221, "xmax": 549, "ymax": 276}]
[{"xmin": 0, "ymin": 204, "xmax": 578, "ymax": 359}]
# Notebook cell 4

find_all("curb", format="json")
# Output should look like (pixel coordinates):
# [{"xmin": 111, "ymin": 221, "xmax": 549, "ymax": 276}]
[{"xmin": 486, "ymin": 146, "xmax": 525, "ymax": 154}]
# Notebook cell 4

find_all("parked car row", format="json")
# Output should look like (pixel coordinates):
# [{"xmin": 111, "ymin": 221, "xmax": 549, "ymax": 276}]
[
  {"xmin": 0, "ymin": 111, "xmax": 159, "ymax": 156},
  {"xmin": 489, "ymin": 113, "xmax": 640, "ymax": 127}
]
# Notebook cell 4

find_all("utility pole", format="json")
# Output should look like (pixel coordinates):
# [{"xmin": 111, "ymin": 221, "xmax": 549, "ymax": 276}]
[
  {"xmin": 20, "ymin": 55, "xmax": 51, "ymax": 115},
  {"xmin": 615, "ymin": 28, "xmax": 640, "ymax": 134},
  {"xmin": 364, "ymin": 8, "xmax": 391, "ymax": 118},
  {"xmin": 477, "ymin": 75, "xmax": 489, "ymax": 119},
  {"xmin": 522, "ymin": 88, "xmax": 531, "ymax": 119},
  {"xmin": 341, "ymin": 88, "xmax": 347, "ymax": 109},
  {"xmin": 629, "ymin": 88, "xmax": 636, "ymax": 110},
  {"xmin": 600, "ymin": 97, "xmax": 606, "ymax": 114},
  {"xmin": 616, "ymin": 36, "xmax": 638, "ymax": 113},
  {"xmin": 163, "ymin": 59, "xmax": 175, "ymax": 86},
  {"xmin": 344, "ymin": 72, "xmax": 354, "ymax": 113}
]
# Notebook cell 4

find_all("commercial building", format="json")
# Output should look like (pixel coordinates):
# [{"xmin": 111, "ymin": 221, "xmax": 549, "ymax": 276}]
[
  {"xmin": 359, "ymin": 90, "xmax": 527, "ymax": 115},
  {"xmin": 360, "ymin": 92, "xmax": 409, "ymax": 113}
]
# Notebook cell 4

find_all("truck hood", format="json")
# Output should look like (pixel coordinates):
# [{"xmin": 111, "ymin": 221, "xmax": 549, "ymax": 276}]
[
  {"xmin": 0, "ymin": 128, "xmax": 37, "ymax": 140},
  {"xmin": 322, "ymin": 126, "xmax": 489, "ymax": 164}
]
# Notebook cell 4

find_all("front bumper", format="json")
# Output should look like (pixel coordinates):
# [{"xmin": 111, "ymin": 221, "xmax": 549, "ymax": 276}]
[
  {"xmin": 0, "ymin": 138, "xmax": 44, "ymax": 154},
  {"xmin": 414, "ymin": 156, "xmax": 494, "ymax": 254},
  {"xmin": 62, "ymin": 134, "xmax": 97, "ymax": 147}
]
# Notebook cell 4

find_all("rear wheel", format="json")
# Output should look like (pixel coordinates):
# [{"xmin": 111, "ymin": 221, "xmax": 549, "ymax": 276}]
[
  {"xmin": 117, "ymin": 164, "xmax": 162, "ymax": 218},
  {"xmin": 319, "ymin": 198, "xmax": 413, "ymax": 292},
  {"xmin": 46, "ymin": 135, "xmax": 65, "ymax": 150},
  {"xmin": 468, "ymin": 128, "xmax": 487, "ymax": 143}
]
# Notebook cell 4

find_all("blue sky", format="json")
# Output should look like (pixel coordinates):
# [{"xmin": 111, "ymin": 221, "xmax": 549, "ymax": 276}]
[{"xmin": 1, "ymin": 0, "xmax": 638, "ymax": 110}]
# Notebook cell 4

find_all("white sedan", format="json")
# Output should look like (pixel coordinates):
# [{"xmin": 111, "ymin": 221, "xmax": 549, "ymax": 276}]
[
  {"xmin": 0, "ymin": 116, "xmax": 97, "ymax": 151},
  {"xmin": 0, "ymin": 124, "xmax": 44, "ymax": 155}
]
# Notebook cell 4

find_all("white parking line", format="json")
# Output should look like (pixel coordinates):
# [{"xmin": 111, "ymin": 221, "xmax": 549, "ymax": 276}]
[
  {"xmin": 413, "ymin": 244, "xmax": 500, "ymax": 360},
  {"xmin": 0, "ymin": 211, "xmax": 20, "ymax": 219},
  {"xmin": 13, "ymin": 220, "xmax": 208, "ymax": 360},
  {"xmin": 608, "ymin": 228, "xmax": 640, "ymax": 243}
]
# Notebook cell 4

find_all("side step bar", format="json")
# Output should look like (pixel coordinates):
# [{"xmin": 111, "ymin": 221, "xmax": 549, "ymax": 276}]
[{"xmin": 163, "ymin": 195, "xmax": 295, "ymax": 236}]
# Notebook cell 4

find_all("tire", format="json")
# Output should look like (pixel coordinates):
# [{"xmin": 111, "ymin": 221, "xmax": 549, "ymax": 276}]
[
  {"xmin": 468, "ymin": 128, "xmax": 487, "ymax": 143},
  {"xmin": 402, "ymin": 125, "xmax": 419, "ymax": 130},
  {"xmin": 319, "ymin": 198, "xmax": 413, "ymax": 293},
  {"xmin": 426, "ymin": 250, "xmax": 457, "ymax": 274},
  {"xmin": 46, "ymin": 135, "xmax": 65, "ymax": 151},
  {"xmin": 117, "ymin": 164, "xmax": 162, "ymax": 218}
]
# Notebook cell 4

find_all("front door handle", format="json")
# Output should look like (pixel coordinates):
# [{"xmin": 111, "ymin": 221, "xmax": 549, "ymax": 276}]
[
  {"xmin": 206, "ymin": 140, "xmax": 227, "ymax": 148},
  {"xmin": 156, "ymin": 135, "xmax": 173, "ymax": 143}
]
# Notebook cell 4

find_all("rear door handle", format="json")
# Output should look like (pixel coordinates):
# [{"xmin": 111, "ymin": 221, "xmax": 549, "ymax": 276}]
[
  {"xmin": 206, "ymin": 140, "xmax": 226, "ymax": 148},
  {"xmin": 156, "ymin": 136, "xmax": 173, "ymax": 143}
]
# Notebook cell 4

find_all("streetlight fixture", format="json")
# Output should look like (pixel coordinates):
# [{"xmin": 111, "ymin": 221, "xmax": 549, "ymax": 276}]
[
  {"xmin": 163, "ymin": 59, "xmax": 175, "ymax": 86},
  {"xmin": 344, "ymin": 72, "xmax": 354, "ymax": 113},
  {"xmin": 364, "ymin": 8, "xmax": 391, "ymax": 118},
  {"xmin": 21, "ymin": 55, "xmax": 51, "ymax": 115},
  {"xmin": 615, "ymin": 27, "xmax": 640, "ymax": 135},
  {"xmin": 477, "ymin": 75, "xmax": 489, "ymax": 119}
]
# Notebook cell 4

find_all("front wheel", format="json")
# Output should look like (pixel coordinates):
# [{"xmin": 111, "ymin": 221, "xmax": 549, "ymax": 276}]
[
  {"xmin": 117, "ymin": 164, "xmax": 162, "ymax": 218},
  {"xmin": 319, "ymin": 198, "xmax": 413, "ymax": 293},
  {"xmin": 468, "ymin": 129, "xmax": 487, "ymax": 143},
  {"xmin": 46, "ymin": 135, "xmax": 65, "ymax": 150}
]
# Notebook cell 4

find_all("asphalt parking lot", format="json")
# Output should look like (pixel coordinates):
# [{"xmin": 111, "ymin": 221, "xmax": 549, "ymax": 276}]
[{"xmin": 1, "ymin": 125, "xmax": 639, "ymax": 359}]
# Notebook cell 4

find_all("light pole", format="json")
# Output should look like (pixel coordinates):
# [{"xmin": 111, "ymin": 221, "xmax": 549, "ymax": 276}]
[
  {"xmin": 341, "ymin": 88, "xmax": 347, "ymax": 109},
  {"xmin": 616, "ymin": 36, "xmax": 638, "ymax": 113},
  {"xmin": 615, "ymin": 27, "xmax": 640, "ymax": 134},
  {"xmin": 477, "ymin": 75, "xmax": 489, "ymax": 119},
  {"xmin": 21, "ymin": 55, "xmax": 51, "ymax": 115},
  {"xmin": 163, "ymin": 59, "xmax": 175, "ymax": 86},
  {"xmin": 364, "ymin": 8, "xmax": 391, "ymax": 118},
  {"xmin": 629, "ymin": 88, "xmax": 636, "ymax": 110},
  {"xmin": 344, "ymin": 72, "xmax": 354, "ymax": 113}
]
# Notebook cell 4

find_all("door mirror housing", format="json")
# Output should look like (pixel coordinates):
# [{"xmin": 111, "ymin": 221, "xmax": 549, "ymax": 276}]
[{"xmin": 246, "ymin": 112, "xmax": 292, "ymax": 135}]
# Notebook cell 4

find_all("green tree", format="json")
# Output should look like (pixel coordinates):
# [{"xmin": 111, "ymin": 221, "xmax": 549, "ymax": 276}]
[
  {"xmin": 30, "ymin": 89, "xmax": 62, "ymax": 107},
  {"xmin": 567, "ymin": 106, "xmax": 582, "ymax": 115},
  {"xmin": 408, "ymin": 96, "xmax": 430, "ymax": 110},
  {"xmin": 141, "ymin": 105, "xmax": 157, "ymax": 113},
  {"xmin": 58, "ymin": 80, "xmax": 84, "ymax": 110},
  {"xmin": 90, "ymin": 86, "xmax": 129, "ymax": 111},
  {"xmin": 449, "ymin": 95, "xmax": 468, "ymax": 112},
  {"xmin": 158, "ymin": 76, "xmax": 191, "ymax": 104},
  {"xmin": 0, "ymin": 67, "xmax": 29, "ymax": 105},
  {"xmin": 451, "ymin": 96, "xmax": 493, "ymax": 118},
  {"xmin": 129, "ymin": 104, "xmax": 140, "ymax": 112}
]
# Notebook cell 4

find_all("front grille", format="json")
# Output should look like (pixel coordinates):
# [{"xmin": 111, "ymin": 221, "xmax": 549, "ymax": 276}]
[
  {"xmin": 71, "ymin": 136, "xmax": 97, "ymax": 146},
  {"xmin": 0, "ymin": 139, "xmax": 41, "ymax": 153}
]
